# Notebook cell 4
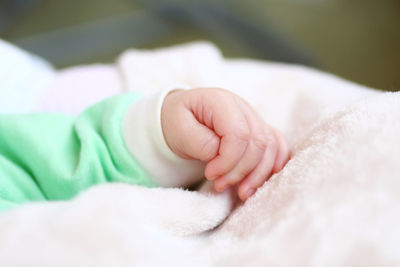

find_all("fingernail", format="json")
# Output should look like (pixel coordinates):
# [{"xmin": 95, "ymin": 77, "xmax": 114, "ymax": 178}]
[{"xmin": 246, "ymin": 188, "xmax": 256, "ymax": 199}]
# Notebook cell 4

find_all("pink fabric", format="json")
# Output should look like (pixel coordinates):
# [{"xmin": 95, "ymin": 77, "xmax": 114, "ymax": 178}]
[{"xmin": 36, "ymin": 65, "xmax": 123, "ymax": 115}]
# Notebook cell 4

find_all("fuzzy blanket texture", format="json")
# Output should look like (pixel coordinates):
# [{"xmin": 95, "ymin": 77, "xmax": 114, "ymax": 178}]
[{"xmin": 0, "ymin": 42, "xmax": 399, "ymax": 267}]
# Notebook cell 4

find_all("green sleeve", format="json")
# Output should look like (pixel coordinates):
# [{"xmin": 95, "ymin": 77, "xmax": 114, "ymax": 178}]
[{"xmin": 0, "ymin": 92, "xmax": 156, "ymax": 212}]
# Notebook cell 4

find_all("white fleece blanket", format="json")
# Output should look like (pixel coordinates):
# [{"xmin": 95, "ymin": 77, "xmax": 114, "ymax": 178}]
[{"xmin": 1, "ymin": 42, "xmax": 399, "ymax": 267}]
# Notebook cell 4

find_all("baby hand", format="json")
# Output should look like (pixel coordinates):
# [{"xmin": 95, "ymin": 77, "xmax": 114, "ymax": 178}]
[{"xmin": 161, "ymin": 88, "xmax": 290, "ymax": 201}]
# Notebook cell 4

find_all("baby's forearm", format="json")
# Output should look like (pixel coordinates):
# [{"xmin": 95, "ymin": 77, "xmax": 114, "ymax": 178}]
[
  {"xmin": 0, "ymin": 93, "xmax": 148, "ymax": 211},
  {"xmin": 0, "ymin": 90, "xmax": 208, "ymax": 212}
]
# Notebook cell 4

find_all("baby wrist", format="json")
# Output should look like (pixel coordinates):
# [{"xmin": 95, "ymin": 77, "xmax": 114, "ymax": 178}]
[{"xmin": 122, "ymin": 87, "xmax": 205, "ymax": 187}]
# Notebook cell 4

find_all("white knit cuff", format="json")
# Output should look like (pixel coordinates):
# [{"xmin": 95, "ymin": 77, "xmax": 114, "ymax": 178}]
[{"xmin": 122, "ymin": 88, "xmax": 205, "ymax": 187}]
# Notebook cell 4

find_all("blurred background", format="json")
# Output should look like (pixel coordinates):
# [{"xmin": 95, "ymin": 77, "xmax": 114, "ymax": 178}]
[{"xmin": 1, "ymin": 0, "xmax": 399, "ymax": 91}]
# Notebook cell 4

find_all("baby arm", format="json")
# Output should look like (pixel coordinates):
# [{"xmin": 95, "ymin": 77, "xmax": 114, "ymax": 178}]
[
  {"xmin": 161, "ymin": 88, "xmax": 290, "ymax": 201},
  {"xmin": 0, "ymin": 87, "xmax": 289, "ymax": 212},
  {"xmin": 0, "ymin": 93, "xmax": 158, "ymax": 211}
]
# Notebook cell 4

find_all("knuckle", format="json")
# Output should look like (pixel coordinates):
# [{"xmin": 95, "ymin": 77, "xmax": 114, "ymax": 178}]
[
  {"xmin": 251, "ymin": 134, "xmax": 268, "ymax": 151},
  {"xmin": 201, "ymin": 87, "xmax": 230, "ymax": 99},
  {"xmin": 234, "ymin": 127, "xmax": 251, "ymax": 143},
  {"xmin": 267, "ymin": 135, "xmax": 278, "ymax": 152},
  {"xmin": 268, "ymin": 138, "xmax": 278, "ymax": 153},
  {"xmin": 237, "ymin": 168, "xmax": 250, "ymax": 180}
]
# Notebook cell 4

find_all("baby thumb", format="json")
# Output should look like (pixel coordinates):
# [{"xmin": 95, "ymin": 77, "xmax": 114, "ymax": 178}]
[{"xmin": 178, "ymin": 113, "xmax": 220, "ymax": 162}]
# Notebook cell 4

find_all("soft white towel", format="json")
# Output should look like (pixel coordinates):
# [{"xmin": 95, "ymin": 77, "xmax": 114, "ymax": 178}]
[
  {"xmin": 0, "ymin": 42, "xmax": 398, "ymax": 267},
  {"xmin": 0, "ymin": 39, "xmax": 55, "ymax": 113}
]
